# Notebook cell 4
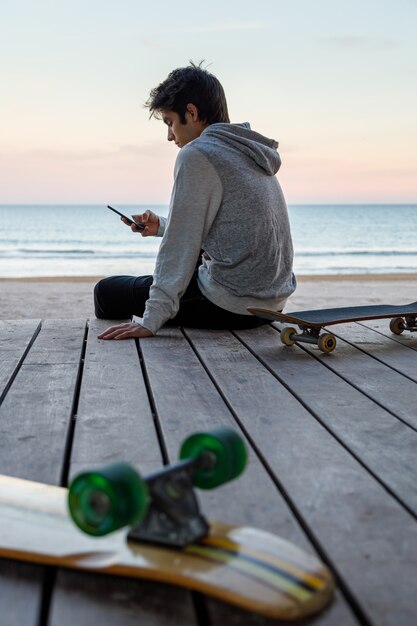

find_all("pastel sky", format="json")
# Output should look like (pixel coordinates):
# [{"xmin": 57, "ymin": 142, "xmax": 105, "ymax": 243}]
[{"xmin": 1, "ymin": 0, "xmax": 416, "ymax": 205}]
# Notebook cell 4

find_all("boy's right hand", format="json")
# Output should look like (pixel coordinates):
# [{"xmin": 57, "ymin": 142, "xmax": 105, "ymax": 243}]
[{"xmin": 122, "ymin": 210, "xmax": 160, "ymax": 237}]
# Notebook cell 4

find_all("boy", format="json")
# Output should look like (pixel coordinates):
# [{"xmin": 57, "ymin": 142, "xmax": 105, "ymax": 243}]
[{"xmin": 96, "ymin": 62, "xmax": 296, "ymax": 340}]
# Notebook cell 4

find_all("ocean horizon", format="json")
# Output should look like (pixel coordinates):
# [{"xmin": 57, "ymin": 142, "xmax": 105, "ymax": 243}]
[{"xmin": 1, "ymin": 204, "xmax": 417, "ymax": 279}]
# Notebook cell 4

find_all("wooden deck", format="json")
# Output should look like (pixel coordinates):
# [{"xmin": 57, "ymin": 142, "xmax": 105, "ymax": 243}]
[{"xmin": 1, "ymin": 316, "xmax": 417, "ymax": 626}]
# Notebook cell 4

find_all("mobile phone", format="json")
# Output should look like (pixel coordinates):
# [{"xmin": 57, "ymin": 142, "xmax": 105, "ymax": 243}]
[{"xmin": 107, "ymin": 205, "xmax": 145, "ymax": 231}]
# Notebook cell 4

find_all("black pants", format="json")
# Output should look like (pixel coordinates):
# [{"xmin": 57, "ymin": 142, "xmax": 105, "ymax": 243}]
[{"xmin": 94, "ymin": 271, "xmax": 268, "ymax": 330}]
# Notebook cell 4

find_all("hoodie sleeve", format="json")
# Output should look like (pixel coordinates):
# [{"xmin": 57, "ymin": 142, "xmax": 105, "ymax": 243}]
[
  {"xmin": 157, "ymin": 215, "xmax": 167, "ymax": 236},
  {"xmin": 141, "ymin": 145, "xmax": 223, "ymax": 334}
]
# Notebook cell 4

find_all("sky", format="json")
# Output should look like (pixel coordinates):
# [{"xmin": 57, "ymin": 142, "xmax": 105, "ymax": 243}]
[{"xmin": 1, "ymin": 0, "xmax": 416, "ymax": 205}]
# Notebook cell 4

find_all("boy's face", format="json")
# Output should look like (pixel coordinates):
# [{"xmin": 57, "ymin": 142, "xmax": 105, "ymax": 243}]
[{"xmin": 161, "ymin": 106, "xmax": 206, "ymax": 149}]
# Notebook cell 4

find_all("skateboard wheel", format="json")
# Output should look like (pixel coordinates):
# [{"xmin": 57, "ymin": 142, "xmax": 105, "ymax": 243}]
[
  {"xmin": 390, "ymin": 317, "xmax": 405, "ymax": 335},
  {"xmin": 318, "ymin": 333, "xmax": 336, "ymax": 353},
  {"xmin": 179, "ymin": 427, "xmax": 247, "ymax": 490},
  {"xmin": 68, "ymin": 463, "xmax": 149, "ymax": 536},
  {"xmin": 281, "ymin": 326, "xmax": 296, "ymax": 346}
]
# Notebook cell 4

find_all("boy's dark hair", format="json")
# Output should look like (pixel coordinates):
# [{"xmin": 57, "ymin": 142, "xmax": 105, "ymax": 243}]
[{"xmin": 145, "ymin": 61, "xmax": 230, "ymax": 125}]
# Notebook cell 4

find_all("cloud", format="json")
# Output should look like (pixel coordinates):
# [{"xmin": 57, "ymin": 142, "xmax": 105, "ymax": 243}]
[
  {"xmin": 139, "ymin": 37, "xmax": 161, "ymax": 50},
  {"xmin": 319, "ymin": 36, "xmax": 399, "ymax": 51},
  {"xmin": 157, "ymin": 20, "xmax": 264, "ymax": 35},
  {"xmin": 0, "ymin": 142, "xmax": 166, "ymax": 162}
]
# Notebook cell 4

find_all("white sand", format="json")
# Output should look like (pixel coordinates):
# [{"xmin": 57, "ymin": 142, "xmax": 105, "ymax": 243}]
[{"xmin": 1, "ymin": 274, "xmax": 416, "ymax": 320}]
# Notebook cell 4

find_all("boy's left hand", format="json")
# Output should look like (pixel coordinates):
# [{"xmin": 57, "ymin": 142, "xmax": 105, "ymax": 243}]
[{"xmin": 97, "ymin": 322, "xmax": 154, "ymax": 340}]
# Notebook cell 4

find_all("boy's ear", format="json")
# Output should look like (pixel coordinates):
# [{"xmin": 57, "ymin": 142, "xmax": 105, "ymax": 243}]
[{"xmin": 186, "ymin": 103, "xmax": 199, "ymax": 121}]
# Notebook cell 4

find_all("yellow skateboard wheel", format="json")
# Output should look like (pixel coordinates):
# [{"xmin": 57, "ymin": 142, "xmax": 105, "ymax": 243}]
[
  {"xmin": 318, "ymin": 333, "xmax": 336, "ymax": 353},
  {"xmin": 389, "ymin": 317, "xmax": 405, "ymax": 335},
  {"xmin": 281, "ymin": 327, "xmax": 297, "ymax": 346}
]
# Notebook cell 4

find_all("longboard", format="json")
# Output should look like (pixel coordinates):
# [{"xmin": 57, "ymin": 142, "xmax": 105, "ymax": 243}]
[
  {"xmin": 0, "ymin": 473, "xmax": 334, "ymax": 621},
  {"xmin": 247, "ymin": 302, "xmax": 417, "ymax": 353}
]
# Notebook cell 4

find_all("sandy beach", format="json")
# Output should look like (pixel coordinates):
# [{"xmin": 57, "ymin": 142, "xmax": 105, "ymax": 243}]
[{"xmin": 1, "ymin": 274, "xmax": 416, "ymax": 320}]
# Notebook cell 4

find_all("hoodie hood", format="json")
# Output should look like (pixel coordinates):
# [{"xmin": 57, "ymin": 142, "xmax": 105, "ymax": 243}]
[{"xmin": 201, "ymin": 122, "xmax": 281, "ymax": 176}]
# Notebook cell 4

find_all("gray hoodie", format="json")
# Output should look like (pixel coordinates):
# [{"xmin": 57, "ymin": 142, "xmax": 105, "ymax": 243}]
[{"xmin": 142, "ymin": 123, "xmax": 296, "ymax": 334}]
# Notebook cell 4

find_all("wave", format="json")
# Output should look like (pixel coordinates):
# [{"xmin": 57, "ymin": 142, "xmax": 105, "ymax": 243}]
[
  {"xmin": 16, "ymin": 248, "xmax": 96, "ymax": 255},
  {"xmin": 1, "ymin": 245, "xmax": 417, "ymax": 257},
  {"xmin": 296, "ymin": 249, "xmax": 417, "ymax": 257},
  {"xmin": 0, "ymin": 248, "xmax": 158, "ymax": 258}
]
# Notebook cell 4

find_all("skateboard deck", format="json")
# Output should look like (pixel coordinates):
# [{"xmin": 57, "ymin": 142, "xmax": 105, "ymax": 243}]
[
  {"xmin": 248, "ymin": 302, "xmax": 417, "ymax": 353},
  {"xmin": 0, "ymin": 474, "xmax": 334, "ymax": 621}
]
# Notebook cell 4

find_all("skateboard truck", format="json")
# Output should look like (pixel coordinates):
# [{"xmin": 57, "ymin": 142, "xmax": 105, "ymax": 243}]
[
  {"xmin": 128, "ymin": 453, "xmax": 212, "ymax": 548},
  {"xmin": 69, "ymin": 427, "xmax": 247, "ymax": 548},
  {"xmin": 281, "ymin": 325, "xmax": 337, "ymax": 353}
]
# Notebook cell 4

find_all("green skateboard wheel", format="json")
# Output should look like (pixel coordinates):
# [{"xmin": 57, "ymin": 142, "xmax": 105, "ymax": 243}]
[
  {"xmin": 179, "ymin": 427, "xmax": 247, "ymax": 490},
  {"xmin": 68, "ymin": 463, "xmax": 149, "ymax": 536}
]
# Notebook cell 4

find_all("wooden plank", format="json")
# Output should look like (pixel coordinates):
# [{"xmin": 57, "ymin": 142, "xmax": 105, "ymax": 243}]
[
  {"xmin": 224, "ymin": 324, "xmax": 417, "ymax": 625},
  {"xmin": 0, "ymin": 319, "xmax": 86, "ymax": 484},
  {"xmin": 140, "ymin": 328, "xmax": 309, "ymax": 536},
  {"xmin": 263, "ymin": 325, "xmax": 417, "ymax": 515},
  {"xmin": 140, "ymin": 327, "xmax": 358, "ymax": 626},
  {"xmin": 0, "ymin": 560, "xmax": 45, "ymax": 626},
  {"xmin": 330, "ymin": 320, "xmax": 417, "ymax": 382},
  {"xmin": 50, "ymin": 318, "xmax": 198, "ymax": 626},
  {"xmin": 50, "ymin": 572, "xmax": 200, "ymax": 626},
  {"xmin": 0, "ymin": 319, "xmax": 41, "ymax": 402},
  {"xmin": 305, "ymin": 321, "xmax": 417, "ymax": 430},
  {"xmin": 0, "ymin": 319, "xmax": 86, "ymax": 626},
  {"xmin": 68, "ymin": 318, "xmax": 163, "ymax": 477},
  {"xmin": 361, "ymin": 318, "xmax": 417, "ymax": 352}
]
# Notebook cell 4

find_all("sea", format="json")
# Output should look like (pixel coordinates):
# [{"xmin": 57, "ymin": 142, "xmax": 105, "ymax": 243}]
[{"xmin": 1, "ymin": 204, "xmax": 417, "ymax": 278}]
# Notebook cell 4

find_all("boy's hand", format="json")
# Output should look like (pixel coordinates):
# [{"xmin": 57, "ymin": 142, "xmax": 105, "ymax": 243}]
[
  {"xmin": 129, "ymin": 210, "xmax": 160, "ymax": 237},
  {"xmin": 97, "ymin": 322, "xmax": 154, "ymax": 340}
]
